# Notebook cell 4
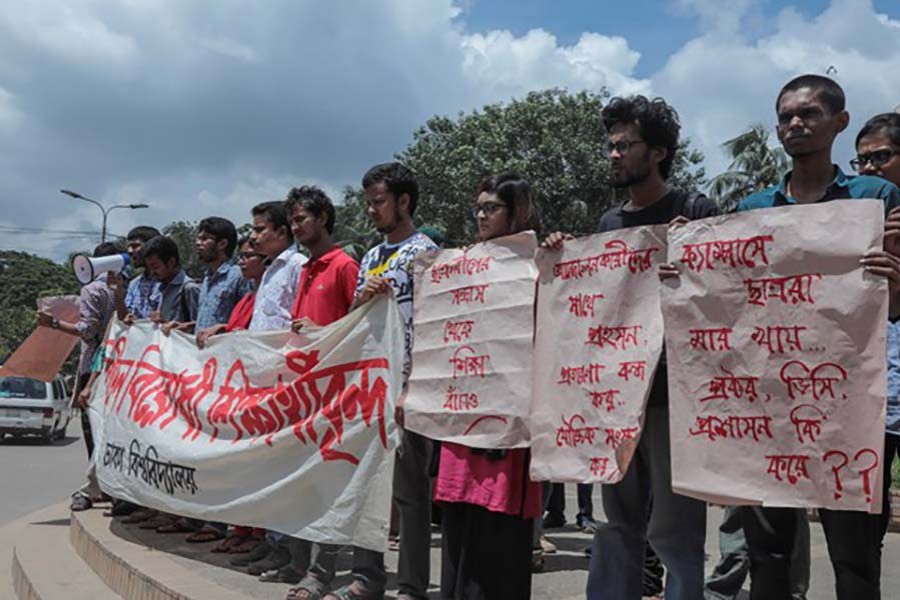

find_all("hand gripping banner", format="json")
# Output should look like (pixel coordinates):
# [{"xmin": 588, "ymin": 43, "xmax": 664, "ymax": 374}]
[{"xmin": 90, "ymin": 295, "xmax": 404, "ymax": 550}]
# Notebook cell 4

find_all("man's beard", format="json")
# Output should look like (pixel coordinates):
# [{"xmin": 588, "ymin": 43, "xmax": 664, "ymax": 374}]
[
  {"xmin": 375, "ymin": 216, "xmax": 399, "ymax": 235},
  {"xmin": 612, "ymin": 164, "xmax": 651, "ymax": 189}
]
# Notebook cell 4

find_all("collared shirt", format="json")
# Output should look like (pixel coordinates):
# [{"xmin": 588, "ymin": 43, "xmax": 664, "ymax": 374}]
[
  {"xmin": 738, "ymin": 166, "xmax": 900, "ymax": 435},
  {"xmin": 158, "ymin": 269, "xmax": 200, "ymax": 323},
  {"xmin": 249, "ymin": 246, "xmax": 308, "ymax": 331},
  {"xmin": 125, "ymin": 272, "xmax": 161, "ymax": 319},
  {"xmin": 291, "ymin": 246, "xmax": 359, "ymax": 326},
  {"xmin": 355, "ymin": 232, "xmax": 438, "ymax": 382},
  {"xmin": 75, "ymin": 278, "xmax": 116, "ymax": 375},
  {"xmin": 195, "ymin": 263, "xmax": 251, "ymax": 331},
  {"xmin": 737, "ymin": 166, "xmax": 900, "ymax": 213}
]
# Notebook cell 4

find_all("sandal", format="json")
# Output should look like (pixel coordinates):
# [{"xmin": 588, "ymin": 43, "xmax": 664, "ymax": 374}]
[
  {"xmin": 139, "ymin": 514, "xmax": 174, "ymax": 530},
  {"xmin": 156, "ymin": 518, "xmax": 193, "ymax": 534},
  {"xmin": 186, "ymin": 529, "xmax": 225, "ymax": 543},
  {"xmin": 323, "ymin": 584, "xmax": 383, "ymax": 600},
  {"xmin": 212, "ymin": 534, "xmax": 246, "ymax": 553},
  {"xmin": 288, "ymin": 586, "xmax": 323, "ymax": 600},
  {"xmin": 229, "ymin": 537, "xmax": 263, "ymax": 553}
]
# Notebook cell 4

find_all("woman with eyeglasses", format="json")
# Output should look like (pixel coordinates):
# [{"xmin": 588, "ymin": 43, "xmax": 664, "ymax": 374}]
[
  {"xmin": 434, "ymin": 173, "xmax": 543, "ymax": 600},
  {"xmin": 197, "ymin": 236, "xmax": 266, "ymax": 346}
]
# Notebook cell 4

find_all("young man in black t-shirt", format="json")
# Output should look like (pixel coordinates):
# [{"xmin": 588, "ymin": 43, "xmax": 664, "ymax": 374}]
[{"xmin": 546, "ymin": 95, "xmax": 717, "ymax": 600}]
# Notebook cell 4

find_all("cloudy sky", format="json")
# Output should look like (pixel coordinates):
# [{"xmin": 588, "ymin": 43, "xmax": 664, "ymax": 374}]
[{"xmin": 1, "ymin": 0, "xmax": 898, "ymax": 261}]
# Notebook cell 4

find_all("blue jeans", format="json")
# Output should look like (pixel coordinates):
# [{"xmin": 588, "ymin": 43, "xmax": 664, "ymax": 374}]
[{"xmin": 588, "ymin": 403, "xmax": 707, "ymax": 600}]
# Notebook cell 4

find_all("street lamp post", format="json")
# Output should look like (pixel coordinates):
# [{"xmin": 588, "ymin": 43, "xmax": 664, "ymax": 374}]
[{"xmin": 59, "ymin": 189, "xmax": 149, "ymax": 243}]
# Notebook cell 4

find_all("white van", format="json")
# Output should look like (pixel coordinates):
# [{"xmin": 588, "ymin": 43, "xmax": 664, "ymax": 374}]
[{"xmin": 0, "ymin": 374, "xmax": 72, "ymax": 443}]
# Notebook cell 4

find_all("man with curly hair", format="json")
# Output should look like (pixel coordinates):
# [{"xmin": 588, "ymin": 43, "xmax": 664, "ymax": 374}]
[{"xmin": 588, "ymin": 95, "xmax": 718, "ymax": 600}]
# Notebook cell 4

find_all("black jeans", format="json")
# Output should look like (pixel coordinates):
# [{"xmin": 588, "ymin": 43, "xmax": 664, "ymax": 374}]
[
  {"xmin": 742, "ymin": 434, "xmax": 898, "ymax": 600},
  {"xmin": 75, "ymin": 373, "xmax": 93, "ymax": 459},
  {"xmin": 547, "ymin": 482, "xmax": 594, "ymax": 523}
]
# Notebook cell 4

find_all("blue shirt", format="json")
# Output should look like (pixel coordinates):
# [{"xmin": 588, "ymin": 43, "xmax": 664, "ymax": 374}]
[
  {"xmin": 125, "ymin": 272, "xmax": 161, "ymax": 319},
  {"xmin": 738, "ymin": 166, "xmax": 900, "ymax": 435},
  {"xmin": 195, "ymin": 263, "xmax": 250, "ymax": 331}
]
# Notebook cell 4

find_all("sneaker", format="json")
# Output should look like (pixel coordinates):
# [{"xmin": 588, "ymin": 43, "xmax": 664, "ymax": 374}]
[
  {"xmin": 258, "ymin": 563, "xmax": 305, "ymax": 583},
  {"xmin": 70, "ymin": 494, "xmax": 92, "ymax": 512},
  {"xmin": 577, "ymin": 516, "xmax": 598, "ymax": 534},
  {"xmin": 230, "ymin": 542, "xmax": 273, "ymax": 567},
  {"xmin": 247, "ymin": 545, "xmax": 291, "ymax": 576},
  {"xmin": 542, "ymin": 512, "xmax": 566, "ymax": 529},
  {"xmin": 539, "ymin": 536, "xmax": 558, "ymax": 554}
]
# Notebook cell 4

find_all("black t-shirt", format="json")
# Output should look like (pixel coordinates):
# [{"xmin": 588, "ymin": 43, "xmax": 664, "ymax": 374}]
[
  {"xmin": 597, "ymin": 189, "xmax": 720, "ymax": 405},
  {"xmin": 598, "ymin": 189, "xmax": 719, "ymax": 233}
]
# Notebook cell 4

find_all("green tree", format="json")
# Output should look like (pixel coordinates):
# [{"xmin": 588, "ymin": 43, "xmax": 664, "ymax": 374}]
[
  {"xmin": 335, "ymin": 88, "xmax": 706, "ymax": 250},
  {"xmin": 708, "ymin": 124, "xmax": 789, "ymax": 212},
  {"xmin": 163, "ymin": 221, "xmax": 204, "ymax": 279}
]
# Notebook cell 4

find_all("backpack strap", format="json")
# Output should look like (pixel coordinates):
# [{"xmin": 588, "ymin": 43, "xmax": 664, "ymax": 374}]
[{"xmin": 673, "ymin": 190, "xmax": 703, "ymax": 219}]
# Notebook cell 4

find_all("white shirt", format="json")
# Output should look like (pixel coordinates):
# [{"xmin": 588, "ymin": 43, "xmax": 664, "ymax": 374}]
[{"xmin": 249, "ymin": 246, "xmax": 308, "ymax": 331}]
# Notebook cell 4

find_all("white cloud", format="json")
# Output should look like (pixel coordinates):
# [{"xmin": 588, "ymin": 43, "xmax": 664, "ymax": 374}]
[
  {"xmin": 0, "ymin": 2, "xmax": 139, "ymax": 66},
  {"xmin": 655, "ymin": 0, "xmax": 900, "ymax": 174},
  {"xmin": 461, "ymin": 30, "xmax": 648, "ymax": 97},
  {"xmin": 1, "ymin": 0, "xmax": 898, "ymax": 261}
]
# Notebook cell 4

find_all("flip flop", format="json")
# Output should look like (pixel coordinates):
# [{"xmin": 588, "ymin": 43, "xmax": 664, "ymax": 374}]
[{"xmin": 186, "ymin": 529, "xmax": 225, "ymax": 543}]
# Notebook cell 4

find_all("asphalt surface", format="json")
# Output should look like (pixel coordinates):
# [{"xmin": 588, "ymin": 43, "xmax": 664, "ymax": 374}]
[{"xmin": 0, "ymin": 416, "xmax": 87, "ymax": 527}]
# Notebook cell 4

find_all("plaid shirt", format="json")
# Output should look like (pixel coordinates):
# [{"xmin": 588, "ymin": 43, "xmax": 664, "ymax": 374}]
[{"xmin": 75, "ymin": 279, "xmax": 116, "ymax": 375}]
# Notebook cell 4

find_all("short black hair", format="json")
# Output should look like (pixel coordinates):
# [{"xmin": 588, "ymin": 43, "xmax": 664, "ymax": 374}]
[
  {"xmin": 198, "ymin": 216, "xmax": 238, "ymax": 257},
  {"xmin": 141, "ymin": 235, "xmax": 180, "ymax": 266},
  {"xmin": 362, "ymin": 162, "xmax": 419, "ymax": 216},
  {"xmin": 601, "ymin": 95, "xmax": 681, "ymax": 180},
  {"xmin": 856, "ymin": 112, "xmax": 900, "ymax": 149},
  {"xmin": 776, "ymin": 74, "xmax": 846, "ymax": 115},
  {"xmin": 251, "ymin": 201, "xmax": 291, "ymax": 237},
  {"xmin": 126, "ymin": 226, "xmax": 161, "ymax": 243},
  {"xmin": 237, "ymin": 235, "xmax": 251, "ymax": 248},
  {"xmin": 93, "ymin": 241, "xmax": 122, "ymax": 258},
  {"xmin": 285, "ymin": 186, "xmax": 336, "ymax": 234}
]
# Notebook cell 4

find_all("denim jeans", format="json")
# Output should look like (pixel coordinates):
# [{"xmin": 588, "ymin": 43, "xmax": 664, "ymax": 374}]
[
  {"xmin": 705, "ymin": 506, "xmax": 809, "ymax": 600},
  {"xmin": 588, "ymin": 403, "xmax": 707, "ymax": 600}
]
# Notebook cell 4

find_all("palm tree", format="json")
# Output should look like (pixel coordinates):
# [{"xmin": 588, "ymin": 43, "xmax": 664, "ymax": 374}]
[{"xmin": 708, "ymin": 124, "xmax": 789, "ymax": 212}]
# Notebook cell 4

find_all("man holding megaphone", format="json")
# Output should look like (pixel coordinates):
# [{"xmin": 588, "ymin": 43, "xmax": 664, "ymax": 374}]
[{"xmin": 36, "ymin": 241, "xmax": 124, "ymax": 511}]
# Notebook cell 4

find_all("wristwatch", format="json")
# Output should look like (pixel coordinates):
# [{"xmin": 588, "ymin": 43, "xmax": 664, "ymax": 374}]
[{"xmin": 50, "ymin": 318, "xmax": 60, "ymax": 329}]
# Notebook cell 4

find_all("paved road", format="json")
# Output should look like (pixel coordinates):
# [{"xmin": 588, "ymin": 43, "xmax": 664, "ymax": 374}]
[
  {"xmin": 0, "ymin": 419, "xmax": 88, "ymax": 527},
  {"xmin": 2, "ymin": 424, "xmax": 900, "ymax": 598}
]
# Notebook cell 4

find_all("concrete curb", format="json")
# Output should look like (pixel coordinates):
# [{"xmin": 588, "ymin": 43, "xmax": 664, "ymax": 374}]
[{"xmin": 70, "ymin": 509, "xmax": 248, "ymax": 600}]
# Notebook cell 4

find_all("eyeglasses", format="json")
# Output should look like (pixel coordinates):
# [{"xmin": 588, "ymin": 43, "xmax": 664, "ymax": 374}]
[
  {"xmin": 471, "ymin": 202, "xmax": 508, "ymax": 219},
  {"xmin": 237, "ymin": 251, "xmax": 267, "ymax": 262},
  {"xmin": 606, "ymin": 140, "xmax": 647, "ymax": 155},
  {"xmin": 850, "ymin": 149, "xmax": 898, "ymax": 172}
]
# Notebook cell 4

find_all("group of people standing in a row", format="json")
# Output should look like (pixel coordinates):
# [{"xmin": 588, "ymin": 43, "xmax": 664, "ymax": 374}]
[{"xmin": 42, "ymin": 72, "xmax": 900, "ymax": 600}]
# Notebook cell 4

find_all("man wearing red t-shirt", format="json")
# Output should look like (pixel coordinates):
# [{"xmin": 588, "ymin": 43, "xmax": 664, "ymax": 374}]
[
  {"xmin": 289, "ymin": 187, "xmax": 359, "ymax": 329},
  {"xmin": 279, "ymin": 185, "xmax": 360, "ymax": 598}
]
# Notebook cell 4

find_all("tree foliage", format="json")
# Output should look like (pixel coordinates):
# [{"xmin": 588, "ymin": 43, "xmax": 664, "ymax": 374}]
[
  {"xmin": 333, "ymin": 89, "xmax": 706, "ymax": 249},
  {"xmin": 708, "ymin": 124, "xmax": 789, "ymax": 212}
]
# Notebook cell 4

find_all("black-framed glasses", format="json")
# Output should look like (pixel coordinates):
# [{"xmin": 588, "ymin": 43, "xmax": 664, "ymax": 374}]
[
  {"xmin": 471, "ymin": 202, "xmax": 508, "ymax": 219},
  {"xmin": 238, "ymin": 251, "xmax": 267, "ymax": 262},
  {"xmin": 850, "ymin": 149, "xmax": 898, "ymax": 172},
  {"xmin": 606, "ymin": 139, "xmax": 647, "ymax": 155}
]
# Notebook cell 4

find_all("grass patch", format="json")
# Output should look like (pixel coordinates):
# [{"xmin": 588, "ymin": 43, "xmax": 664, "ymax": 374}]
[{"xmin": 893, "ymin": 457, "xmax": 900, "ymax": 490}]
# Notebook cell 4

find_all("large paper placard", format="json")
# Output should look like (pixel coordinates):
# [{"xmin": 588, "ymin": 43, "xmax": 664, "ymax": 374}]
[
  {"xmin": 530, "ymin": 227, "xmax": 667, "ymax": 483},
  {"xmin": 90, "ymin": 295, "xmax": 404, "ymax": 550},
  {"xmin": 405, "ymin": 231, "xmax": 537, "ymax": 448},
  {"xmin": 0, "ymin": 296, "xmax": 80, "ymax": 382},
  {"xmin": 662, "ymin": 200, "xmax": 887, "ymax": 513}
]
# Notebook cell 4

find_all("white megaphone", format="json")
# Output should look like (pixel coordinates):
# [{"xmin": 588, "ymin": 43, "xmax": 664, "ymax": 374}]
[{"xmin": 72, "ymin": 253, "xmax": 131, "ymax": 285}]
